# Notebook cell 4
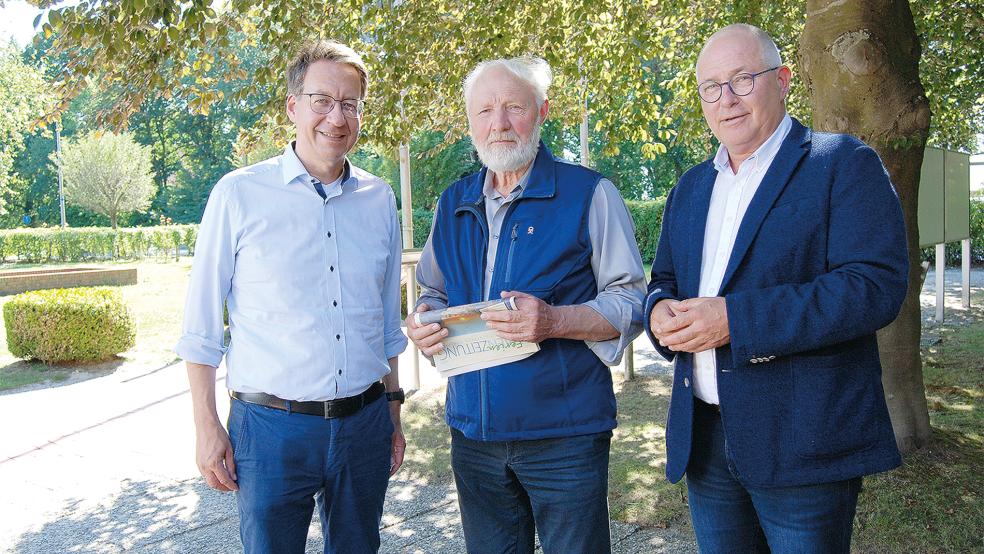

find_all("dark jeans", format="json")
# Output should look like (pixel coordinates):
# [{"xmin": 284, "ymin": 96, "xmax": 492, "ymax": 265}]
[
  {"xmin": 686, "ymin": 399, "xmax": 862, "ymax": 554},
  {"xmin": 450, "ymin": 427, "xmax": 613, "ymax": 554},
  {"xmin": 228, "ymin": 395, "xmax": 393, "ymax": 554}
]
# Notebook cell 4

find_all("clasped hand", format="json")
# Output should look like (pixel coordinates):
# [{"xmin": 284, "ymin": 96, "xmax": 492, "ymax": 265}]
[{"xmin": 650, "ymin": 297, "xmax": 730, "ymax": 353}]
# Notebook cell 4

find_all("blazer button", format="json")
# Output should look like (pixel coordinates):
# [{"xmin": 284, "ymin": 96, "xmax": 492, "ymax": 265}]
[{"xmin": 684, "ymin": 377, "xmax": 690, "ymax": 387}]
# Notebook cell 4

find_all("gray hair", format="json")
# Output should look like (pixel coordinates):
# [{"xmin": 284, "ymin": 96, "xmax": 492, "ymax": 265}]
[
  {"xmin": 697, "ymin": 24, "xmax": 783, "ymax": 75},
  {"xmin": 463, "ymin": 57, "xmax": 552, "ymax": 109},
  {"xmin": 286, "ymin": 40, "xmax": 369, "ymax": 99}
]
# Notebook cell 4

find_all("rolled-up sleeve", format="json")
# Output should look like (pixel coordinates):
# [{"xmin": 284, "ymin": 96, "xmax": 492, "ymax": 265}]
[
  {"xmin": 175, "ymin": 180, "xmax": 238, "ymax": 367},
  {"xmin": 582, "ymin": 179, "xmax": 647, "ymax": 366},
  {"xmin": 383, "ymin": 192, "xmax": 409, "ymax": 359},
  {"xmin": 414, "ymin": 203, "xmax": 449, "ymax": 312}
]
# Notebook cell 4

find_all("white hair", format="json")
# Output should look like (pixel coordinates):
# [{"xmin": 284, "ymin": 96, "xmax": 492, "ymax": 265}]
[
  {"xmin": 697, "ymin": 24, "xmax": 783, "ymax": 76},
  {"xmin": 463, "ymin": 57, "xmax": 552, "ymax": 110}
]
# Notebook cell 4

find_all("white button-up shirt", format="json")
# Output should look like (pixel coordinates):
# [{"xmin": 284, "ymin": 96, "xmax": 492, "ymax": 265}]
[
  {"xmin": 176, "ymin": 144, "xmax": 408, "ymax": 401},
  {"xmin": 694, "ymin": 114, "xmax": 792, "ymax": 404}
]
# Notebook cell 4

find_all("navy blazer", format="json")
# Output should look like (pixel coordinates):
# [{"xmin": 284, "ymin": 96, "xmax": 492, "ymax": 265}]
[{"xmin": 644, "ymin": 118, "xmax": 906, "ymax": 487}]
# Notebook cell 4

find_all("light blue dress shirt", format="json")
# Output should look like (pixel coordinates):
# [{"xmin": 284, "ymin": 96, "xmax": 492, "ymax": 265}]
[{"xmin": 176, "ymin": 144, "xmax": 408, "ymax": 401}]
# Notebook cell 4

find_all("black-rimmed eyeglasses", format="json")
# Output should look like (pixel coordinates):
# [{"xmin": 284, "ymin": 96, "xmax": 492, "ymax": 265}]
[
  {"xmin": 697, "ymin": 67, "xmax": 779, "ymax": 103},
  {"xmin": 299, "ymin": 93, "xmax": 364, "ymax": 118}
]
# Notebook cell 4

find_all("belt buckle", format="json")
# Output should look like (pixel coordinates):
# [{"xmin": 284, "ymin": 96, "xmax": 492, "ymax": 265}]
[{"xmin": 323, "ymin": 400, "xmax": 338, "ymax": 419}]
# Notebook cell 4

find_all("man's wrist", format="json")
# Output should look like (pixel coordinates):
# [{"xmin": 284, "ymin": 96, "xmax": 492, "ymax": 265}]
[{"xmin": 385, "ymin": 388, "xmax": 405, "ymax": 404}]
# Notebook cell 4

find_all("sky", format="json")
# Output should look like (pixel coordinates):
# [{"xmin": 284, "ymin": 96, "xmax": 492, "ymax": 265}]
[{"xmin": 0, "ymin": 1, "xmax": 43, "ymax": 48}]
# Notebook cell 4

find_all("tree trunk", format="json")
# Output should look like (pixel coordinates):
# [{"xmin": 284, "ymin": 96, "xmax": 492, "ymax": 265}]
[{"xmin": 800, "ymin": 0, "xmax": 933, "ymax": 452}]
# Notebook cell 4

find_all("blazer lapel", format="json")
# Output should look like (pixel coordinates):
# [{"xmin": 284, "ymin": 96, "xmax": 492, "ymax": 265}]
[
  {"xmin": 685, "ymin": 163, "xmax": 716, "ymax": 298},
  {"xmin": 717, "ymin": 120, "xmax": 812, "ymax": 293}
]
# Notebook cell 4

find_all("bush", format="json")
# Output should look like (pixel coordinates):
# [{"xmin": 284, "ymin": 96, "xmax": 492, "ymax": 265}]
[
  {"xmin": 0, "ymin": 225, "xmax": 198, "ymax": 264},
  {"xmin": 3, "ymin": 287, "xmax": 136, "ymax": 363}
]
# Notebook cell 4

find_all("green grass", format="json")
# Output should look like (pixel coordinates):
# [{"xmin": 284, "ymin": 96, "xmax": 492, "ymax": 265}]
[
  {"xmin": 1, "ymin": 260, "xmax": 979, "ymax": 550},
  {"xmin": 0, "ymin": 260, "xmax": 191, "ymax": 391},
  {"xmin": 853, "ymin": 308, "xmax": 984, "ymax": 553},
  {"xmin": 396, "ymin": 372, "xmax": 691, "ymax": 528}
]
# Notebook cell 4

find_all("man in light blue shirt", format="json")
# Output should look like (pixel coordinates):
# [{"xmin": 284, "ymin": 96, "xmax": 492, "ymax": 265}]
[{"xmin": 176, "ymin": 40, "xmax": 408, "ymax": 553}]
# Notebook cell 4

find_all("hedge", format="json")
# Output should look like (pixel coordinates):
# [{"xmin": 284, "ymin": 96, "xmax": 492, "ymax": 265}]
[
  {"xmin": 0, "ymin": 225, "xmax": 198, "ymax": 264},
  {"xmin": 3, "ymin": 287, "xmax": 136, "ymax": 363}
]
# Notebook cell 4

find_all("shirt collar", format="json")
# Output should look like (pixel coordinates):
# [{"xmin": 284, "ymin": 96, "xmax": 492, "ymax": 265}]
[
  {"xmin": 482, "ymin": 161, "xmax": 535, "ymax": 201},
  {"xmin": 713, "ymin": 113, "xmax": 792, "ymax": 174},
  {"xmin": 280, "ymin": 141, "xmax": 353, "ymax": 188}
]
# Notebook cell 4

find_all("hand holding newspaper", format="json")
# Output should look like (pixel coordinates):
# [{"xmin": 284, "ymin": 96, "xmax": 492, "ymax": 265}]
[{"xmin": 414, "ymin": 298, "xmax": 540, "ymax": 377}]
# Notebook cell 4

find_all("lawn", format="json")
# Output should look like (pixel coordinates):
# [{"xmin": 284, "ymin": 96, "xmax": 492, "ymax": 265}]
[
  {"xmin": 0, "ymin": 260, "xmax": 192, "ymax": 392},
  {"xmin": 0, "ymin": 261, "xmax": 980, "ymax": 552}
]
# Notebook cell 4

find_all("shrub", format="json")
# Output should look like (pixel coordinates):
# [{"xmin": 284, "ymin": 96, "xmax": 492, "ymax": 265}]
[
  {"xmin": 0, "ymin": 225, "xmax": 198, "ymax": 264},
  {"xmin": 3, "ymin": 287, "xmax": 136, "ymax": 363}
]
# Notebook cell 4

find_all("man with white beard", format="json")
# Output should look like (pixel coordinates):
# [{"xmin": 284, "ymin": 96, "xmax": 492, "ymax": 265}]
[{"xmin": 407, "ymin": 57, "xmax": 646, "ymax": 554}]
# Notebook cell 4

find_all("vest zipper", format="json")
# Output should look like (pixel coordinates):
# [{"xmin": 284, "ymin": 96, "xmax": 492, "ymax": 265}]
[{"xmin": 503, "ymin": 223, "xmax": 520, "ymax": 289}]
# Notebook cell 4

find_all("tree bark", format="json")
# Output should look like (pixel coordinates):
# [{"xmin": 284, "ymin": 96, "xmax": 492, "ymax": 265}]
[{"xmin": 800, "ymin": 0, "xmax": 932, "ymax": 452}]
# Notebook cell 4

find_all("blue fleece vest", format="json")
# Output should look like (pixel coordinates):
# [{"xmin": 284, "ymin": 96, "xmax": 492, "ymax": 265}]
[{"xmin": 432, "ymin": 143, "xmax": 616, "ymax": 441}]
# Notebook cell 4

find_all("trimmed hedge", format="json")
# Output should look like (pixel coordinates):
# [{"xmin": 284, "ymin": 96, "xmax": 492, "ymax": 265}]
[
  {"xmin": 3, "ymin": 287, "xmax": 136, "ymax": 363},
  {"xmin": 0, "ymin": 225, "xmax": 198, "ymax": 264}
]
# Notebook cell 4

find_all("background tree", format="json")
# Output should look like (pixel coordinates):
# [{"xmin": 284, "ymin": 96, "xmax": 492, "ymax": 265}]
[
  {"xmin": 19, "ymin": 0, "xmax": 984, "ymax": 450},
  {"xmin": 801, "ymin": 0, "xmax": 933, "ymax": 451},
  {"xmin": 0, "ymin": 44, "xmax": 49, "ymax": 216},
  {"xmin": 59, "ymin": 131, "xmax": 156, "ymax": 229}
]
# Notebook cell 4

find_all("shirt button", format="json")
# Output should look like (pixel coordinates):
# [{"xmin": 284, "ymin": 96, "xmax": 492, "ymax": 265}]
[
  {"xmin": 330, "ymin": 266, "xmax": 334, "ymax": 272},
  {"xmin": 684, "ymin": 377, "xmax": 690, "ymax": 387},
  {"xmin": 493, "ymin": 235, "xmax": 499, "ymax": 239},
  {"xmin": 336, "ymin": 334, "xmax": 341, "ymax": 340},
  {"xmin": 333, "ymin": 300, "xmax": 338, "ymax": 307},
  {"xmin": 327, "ymin": 231, "xmax": 332, "ymax": 238},
  {"xmin": 338, "ymin": 369, "xmax": 342, "ymax": 375}
]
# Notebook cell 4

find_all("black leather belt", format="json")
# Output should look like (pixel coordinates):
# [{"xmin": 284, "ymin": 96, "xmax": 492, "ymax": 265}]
[
  {"xmin": 694, "ymin": 397, "xmax": 721, "ymax": 415},
  {"xmin": 230, "ymin": 381, "xmax": 384, "ymax": 419}
]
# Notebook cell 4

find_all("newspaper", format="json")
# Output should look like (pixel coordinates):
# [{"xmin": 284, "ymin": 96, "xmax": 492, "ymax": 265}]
[{"xmin": 414, "ymin": 297, "xmax": 540, "ymax": 377}]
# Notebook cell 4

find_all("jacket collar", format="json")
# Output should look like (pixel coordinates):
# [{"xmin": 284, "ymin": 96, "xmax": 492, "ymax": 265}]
[
  {"xmin": 685, "ymin": 117, "xmax": 812, "ymax": 295},
  {"xmin": 457, "ymin": 141, "xmax": 558, "ymax": 211}
]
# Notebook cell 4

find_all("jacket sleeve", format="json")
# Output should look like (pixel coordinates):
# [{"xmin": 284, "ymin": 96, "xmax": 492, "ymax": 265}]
[
  {"xmin": 644, "ymin": 185, "xmax": 683, "ymax": 362},
  {"xmin": 724, "ymin": 144, "xmax": 909, "ymax": 367}
]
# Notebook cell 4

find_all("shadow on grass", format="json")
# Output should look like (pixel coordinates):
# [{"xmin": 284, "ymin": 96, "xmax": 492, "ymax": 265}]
[
  {"xmin": 0, "ymin": 357, "xmax": 123, "ymax": 395},
  {"xmin": 611, "ymin": 374, "xmax": 690, "ymax": 528},
  {"xmin": 398, "ymin": 373, "xmax": 691, "ymax": 530}
]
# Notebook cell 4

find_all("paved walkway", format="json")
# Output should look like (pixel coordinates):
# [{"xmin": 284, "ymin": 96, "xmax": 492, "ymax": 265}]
[{"xmin": 1, "ymin": 268, "xmax": 978, "ymax": 553}]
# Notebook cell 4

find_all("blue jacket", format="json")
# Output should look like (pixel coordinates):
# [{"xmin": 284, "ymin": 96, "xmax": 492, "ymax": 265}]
[
  {"xmin": 432, "ymin": 142, "xmax": 616, "ymax": 441},
  {"xmin": 645, "ymin": 119, "xmax": 906, "ymax": 487}
]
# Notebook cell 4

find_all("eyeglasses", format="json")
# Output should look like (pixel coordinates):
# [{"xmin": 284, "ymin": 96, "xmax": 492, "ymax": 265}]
[
  {"xmin": 697, "ymin": 67, "xmax": 779, "ymax": 103},
  {"xmin": 299, "ymin": 93, "xmax": 364, "ymax": 118}
]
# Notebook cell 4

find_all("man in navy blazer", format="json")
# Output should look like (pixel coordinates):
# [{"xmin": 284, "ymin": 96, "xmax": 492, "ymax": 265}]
[{"xmin": 645, "ymin": 24, "xmax": 907, "ymax": 552}]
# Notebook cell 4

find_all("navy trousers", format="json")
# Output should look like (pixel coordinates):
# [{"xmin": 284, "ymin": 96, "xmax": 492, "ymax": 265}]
[
  {"xmin": 450, "ymin": 427, "xmax": 613, "ymax": 554},
  {"xmin": 227, "ymin": 395, "xmax": 393, "ymax": 553},
  {"xmin": 686, "ymin": 398, "xmax": 861, "ymax": 554}
]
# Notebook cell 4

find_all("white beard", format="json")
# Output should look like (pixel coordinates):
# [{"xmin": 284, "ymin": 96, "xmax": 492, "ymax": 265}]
[{"xmin": 474, "ymin": 121, "xmax": 543, "ymax": 173}]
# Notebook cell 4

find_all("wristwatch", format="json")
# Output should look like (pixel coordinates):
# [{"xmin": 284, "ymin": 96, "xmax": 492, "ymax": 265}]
[{"xmin": 386, "ymin": 388, "xmax": 406, "ymax": 404}]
